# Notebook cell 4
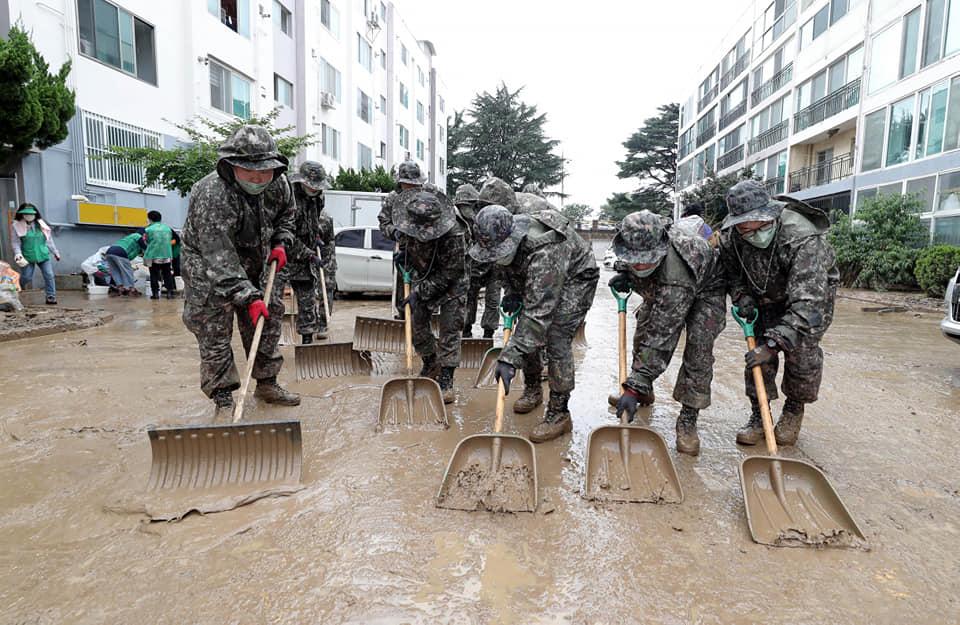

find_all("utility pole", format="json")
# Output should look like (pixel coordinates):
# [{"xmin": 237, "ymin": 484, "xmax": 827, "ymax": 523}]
[{"xmin": 560, "ymin": 151, "xmax": 565, "ymax": 208}]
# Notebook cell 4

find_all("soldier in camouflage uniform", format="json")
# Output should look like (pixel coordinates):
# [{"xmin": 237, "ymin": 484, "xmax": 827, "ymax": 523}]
[
  {"xmin": 478, "ymin": 177, "xmax": 521, "ymax": 214},
  {"xmin": 720, "ymin": 180, "xmax": 839, "ymax": 446},
  {"xmin": 522, "ymin": 183, "xmax": 544, "ymax": 197},
  {"xmin": 457, "ymin": 184, "xmax": 498, "ymax": 338},
  {"xmin": 394, "ymin": 191, "xmax": 469, "ymax": 404},
  {"xmin": 610, "ymin": 211, "xmax": 726, "ymax": 455},
  {"xmin": 181, "ymin": 125, "xmax": 300, "ymax": 416},
  {"xmin": 470, "ymin": 205, "xmax": 599, "ymax": 443},
  {"xmin": 284, "ymin": 161, "xmax": 334, "ymax": 343},
  {"xmin": 379, "ymin": 161, "xmax": 427, "ymax": 318}
]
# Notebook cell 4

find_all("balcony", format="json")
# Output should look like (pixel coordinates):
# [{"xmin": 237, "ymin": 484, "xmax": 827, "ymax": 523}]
[
  {"xmin": 793, "ymin": 79, "xmax": 861, "ymax": 133},
  {"xmin": 679, "ymin": 138, "xmax": 694, "ymax": 161},
  {"xmin": 717, "ymin": 145, "xmax": 745, "ymax": 171},
  {"xmin": 764, "ymin": 176, "xmax": 785, "ymax": 195},
  {"xmin": 698, "ymin": 84, "xmax": 719, "ymax": 113},
  {"xmin": 751, "ymin": 63, "xmax": 793, "ymax": 107},
  {"xmin": 720, "ymin": 52, "xmax": 751, "ymax": 91},
  {"xmin": 748, "ymin": 119, "xmax": 789, "ymax": 154},
  {"xmin": 696, "ymin": 123, "xmax": 717, "ymax": 147},
  {"xmin": 718, "ymin": 100, "xmax": 747, "ymax": 131},
  {"xmin": 788, "ymin": 152, "xmax": 854, "ymax": 192}
]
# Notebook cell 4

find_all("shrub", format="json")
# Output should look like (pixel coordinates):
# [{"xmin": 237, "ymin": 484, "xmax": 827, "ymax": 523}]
[
  {"xmin": 331, "ymin": 165, "xmax": 396, "ymax": 192},
  {"xmin": 915, "ymin": 244, "xmax": 960, "ymax": 297}
]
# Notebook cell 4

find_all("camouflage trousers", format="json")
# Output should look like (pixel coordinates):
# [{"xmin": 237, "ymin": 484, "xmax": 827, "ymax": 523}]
[
  {"xmin": 412, "ymin": 280, "xmax": 468, "ymax": 368},
  {"xmin": 745, "ymin": 303, "xmax": 828, "ymax": 404},
  {"xmin": 628, "ymin": 288, "xmax": 726, "ymax": 410},
  {"xmin": 465, "ymin": 265, "xmax": 501, "ymax": 332},
  {"xmin": 182, "ymin": 283, "xmax": 285, "ymax": 398}
]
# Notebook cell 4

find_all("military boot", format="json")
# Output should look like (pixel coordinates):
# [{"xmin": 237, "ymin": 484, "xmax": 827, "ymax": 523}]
[
  {"xmin": 529, "ymin": 392, "xmax": 573, "ymax": 443},
  {"xmin": 301, "ymin": 333, "xmax": 313, "ymax": 345},
  {"xmin": 254, "ymin": 377, "xmax": 301, "ymax": 406},
  {"xmin": 213, "ymin": 389, "xmax": 235, "ymax": 421},
  {"xmin": 419, "ymin": 354, "xmax": 439, "ymax": 379},
  {"xmin": 775, "ymin": 398, "xmax": 804, "ymax": 446},
  {"xmin": 316, "ymin": 326, "xmax": 328, "ymax": 340},
  {"xmin": 462, "ymin": 328, "xmax": 472, "ymax": 338},
  {"xmin": 735, "ymin": 399, "xmax": 766, "ymax": 445},
  {"xmin": 483, "ymin": 328, "xmax": 495, "ymax": 339},
  {"xmin": 675, "ymin": 405, "xmax": 700, "ymax": 456},
  {"xmin": 438, "ymin": 366, "xmax": 456, "ymax": 404},
  {"xmin": 513, "ymin": 381, "xmax": 543, "ymax": 414}
]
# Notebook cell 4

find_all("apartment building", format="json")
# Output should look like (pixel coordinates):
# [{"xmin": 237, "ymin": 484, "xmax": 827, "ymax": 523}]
[
  {"xmin": 676, "ymin": 0, "xmax": 960, "ymax": 244},
  {"xmin": 0, "ymin": 0, "xmax": 447, "ymax": 268}
]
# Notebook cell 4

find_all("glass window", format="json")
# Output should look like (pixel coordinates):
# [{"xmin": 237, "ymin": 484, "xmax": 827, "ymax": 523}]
[
  {"xmin": 923, "ymin": 0, "xmax": 947, "ymax": 67},
  {"xmin": 870, "ymin": 25, "xmax": 900, "ymax": 94},
  {"xmin": 886, "ymin": 96, "xmax": 915, "ymax": 167},
  {"xmin": 133, "ymin": 18, "xmax": 156, "ymax": 84},
  {"xmin": 857, "ymin": 187, "xmax": 878, "ymax": 209},
  {"xmin": 917, "ymin": 89, "xmax": 931, "ymax": 160},
  {"xmin": 934, "ymin": 216, "xmax": 960, "ymax": 244},
  {"xmin": 380, "ymin": 48, "xmax": 386, "ymax": 69},
  {"xmin": 937, "ymin": 170, "xmax": 960, "ymax": 212},
  {"xmin": 416, "ymin": 139, "xmax": 424, "ymax": 160},
  {"xmin": 861, "ymin": 108, "xmax": 886, "ymax": 171},
  {"xmin": 879, "ymin": 182, "xmax": 903, "ymax": 197},
  {"xmin": 401, "ymin": 44, "xmax": 408, "ymax": 65},
  {"xmin": 927, "ymin": 81, "xmax": 950, "ymax": 155},
  {"xmin": 335, "ymin": 229, "xmax": 364, "ymax": 248},
  {"xmin": 320, "ymin": 58, "xmax": 342, "ymax": 102},
  {"xmin": 416, "ymin": 101, "xmax": 424, "ymax": 124},
  {"xmin": 399, "ymin": 83, "xmax": 408, "ymax": 108},
  {"xmin": 357, "ymin": 143, "xmax": 373, "ymax": 170},
  {"xmin": 118, "ymin": 10, "xmax": 135, "ymax": 74},
  {"xmin": 357, "ymin": 33, "xmax": 372, "ymax": 72},
  {"xmin": 901, "ymin": 7, "xmax": 921, "ymax": 78},
  {"xmin": 906, "ymin": 176, "xmax": 938, "ymax": 213},
  {"xmin": 379, "ymin": 141, "xmax": 386, "ymax": 158},
  {"xmin": 322, "ymin": 123, "xmax": 340, "ymax": 159},
  {"xmin": 78, "ymin": 0, "xmax": 157, "ymax": 84},
  {"xmin": 273, "ymin": 1, "xmax": 291, "ymax": 35},
  {"xmin": 943, "ymin": 75, "xmax": 960, "ymax": 151},
  {"xmin": 210, "ymin": 61, "xmax": 250, "ymax": 119},
  {"xmin": 371, "ymin": 229, "xmax": 394, "ymax": 251},
  {"xmin": 274, "ymin": 74, "xmax": 293, "ymax": 108},
  {"xmin": 231, "ymin": 74, "xmax": 251, "ymax": 118},
  {"xmin": 847, "ymin": 45, "xmax": 864, "ymax": 81},
  {"xmin": 830, "ymin": 0, "xmax": 849, "ymax": 24},
  {"xmin": 828, "ymin": 58, "xmax": 846, "ymax": 94},
  {"xmin": 320, "ymin": 0, "xmax": 340, "ymax": 38},
  {"xmin": 948, "ymin": 0, "xmax": 960, "ymax": 56},
  {"xmin": 399, "ymin": 125, "xmax": 409, "ymax": 149},
  {"xmin": 208, "ymin": 0, "xmax": 249, "ymax": 37},
  {"xmin": 379, "ymin": 95, "xmax": 386, "ymax": 111},
  {"xmin": 357, "ymin": 89, "xmax": 372, "ymax": 123}
]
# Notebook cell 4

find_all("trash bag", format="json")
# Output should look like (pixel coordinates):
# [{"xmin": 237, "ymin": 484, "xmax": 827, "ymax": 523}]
[{"xmin": 0, "ymin": 261, "xmax": 24, "ymax": 312}]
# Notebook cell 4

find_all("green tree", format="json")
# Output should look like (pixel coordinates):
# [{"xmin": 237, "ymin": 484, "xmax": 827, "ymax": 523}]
[
  {"xmin": 331, "ymin": 165, "xmax": 396, "ymax": 192},
  {"xmin": 680, "ymin": 167, "xmax": 760, "ymax": 227},
  {"xmin": 599, "ymin": 188, "xmax": 674, "ymax": 224},
  {"xmin": 446, "ymin": 84, "xmax": 564, "ymax": 195},
  {"xmin": 0, "ymin": 26, "xmax": 75, "ymax": 170},
  {"xmin": 617, "ymin": 103, "xmax": 679, "ymax": 193},
  {"xmin": 107, "ymin": 108, "xmax": 316, "ymax": 196},
  {"xmin": 560, "ymin": 202, "xmax": 591, "ymax": 225}
]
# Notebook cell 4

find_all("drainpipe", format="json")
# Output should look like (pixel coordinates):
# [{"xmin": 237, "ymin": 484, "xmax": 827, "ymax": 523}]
[
  {"xmin": 295, "ymin": 0, "xmax": 307, "ymax": 163},
  {"xmin": 848, "ymin": 0, "xmax": 874, "ymax": 217}
]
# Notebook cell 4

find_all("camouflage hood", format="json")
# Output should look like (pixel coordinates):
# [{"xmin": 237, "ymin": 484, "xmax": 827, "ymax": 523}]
[
  {"xmin": 394, "ymin": 190, "xmax": 457, "ymax": 242},
  {"xmin": 397, "ymin": 160, "xmax": 425, "ymax": 185},
  {"xmin": 216, "ymin": 125, "xmax": 289, "ymax": 181},
  {"xmin": 454, "ymin": 183, "xmax": 480, "ymax": 220},
  {"xmin": 468, "ymin": 204, "xmax": 531, "ymax": 263},
  {"xmin": 290, "ymin": 160, "xmax": 331, "ymax": 190},
  {"xmin": 478, "ymin": 177, "xmax": 520, "ymax": 213},
  {"xmin": 516, "ymin": 192, "xmax": 555, "ymax": 215},
  {"xmin": 613, "ymin": 210, "xmax": 670, "ymax": 265},
  {"xmin": 722, "ymin": 179, "xmax": 785, "ymax": 229}
]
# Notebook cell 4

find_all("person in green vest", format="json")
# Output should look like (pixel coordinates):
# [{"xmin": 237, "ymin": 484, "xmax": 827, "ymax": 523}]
[
  {"xmin": 10, "ymin": 203, "xmax": 60, "ymax": 305},
  {"xmin": 143, "ymin": 210, "xmax": 177, "ymax": 300},
  {"xmin": 104, "ymin": 230, "xmax": 145, "ymax": 297}
]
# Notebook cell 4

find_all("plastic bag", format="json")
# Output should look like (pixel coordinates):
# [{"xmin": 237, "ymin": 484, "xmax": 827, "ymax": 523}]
[
  {"xmin": 81, "ymin": 246, "xmax": 110, "ymax": 276},
  {"xmin": 0, "ymin": 261, "xmax": 24, "ymax": 312}
]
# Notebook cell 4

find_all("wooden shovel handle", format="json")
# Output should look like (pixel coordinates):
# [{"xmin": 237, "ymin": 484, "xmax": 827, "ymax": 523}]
[
  {"xmin": 746, "ymin": 336, "xmax": 778, "ymax": 455},
  {"xmin": 493, "ymin": 327, "xmax": 512, "ymax": 434},
  {"xmin": 404, "ymin": 280, "xmax": 413, "ymax": 372},
  {"xmin": 234, "ymin": 260, "xmax": 278, "ymax": 424},
  {"xmin": 317, "ymin": 247, "xmax": 331, "ymax": 321}
]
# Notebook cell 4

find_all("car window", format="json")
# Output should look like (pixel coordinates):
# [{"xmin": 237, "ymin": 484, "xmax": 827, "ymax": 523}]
[
  {"xmin": 370, "ymin": 229, "xmax": 395, "ymax": 251},
  {"xmin": 335, "ymin": 229, "xmax": 365, "ymax": 248}
]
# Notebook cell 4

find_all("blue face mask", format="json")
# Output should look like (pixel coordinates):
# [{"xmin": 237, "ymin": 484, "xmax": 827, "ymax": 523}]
[
  {"xmin": 742, "ymin": 223, "xmax": 778, "ymax": 249},
  {"xmin": 237, "ymin": 179, "xmax": 271, "ymax": 195}
]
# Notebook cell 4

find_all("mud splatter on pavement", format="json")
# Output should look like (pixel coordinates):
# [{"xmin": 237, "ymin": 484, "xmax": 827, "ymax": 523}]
[
  {"xmin": 437, "ymin": 463, "xmax": 536, "ymax": 513},
  {"xmin": 0, "ymin": 306, "xmax": 112, "ymax": 342}
]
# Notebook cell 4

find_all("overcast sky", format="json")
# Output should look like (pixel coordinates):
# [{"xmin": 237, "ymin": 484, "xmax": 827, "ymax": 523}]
[{"xmin": 393, "ymin": 0, "xmax": 746, "ymax": 211}]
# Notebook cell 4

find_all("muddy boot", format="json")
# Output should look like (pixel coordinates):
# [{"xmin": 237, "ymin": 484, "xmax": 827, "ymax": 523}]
[
  {"xmin": 316, "ymin": 326, "xmax": 328, "ymax": 340},
  {"xmin": 607, "ymin": 393, "xmax": 619, "ymax": 408},
  {"xmin": 301, "ymin": 333, "xmax": 313, "ymax": 345},
  {"xmin": 166, "ymin": 290, "xmax": 177, "ymax": 300},
  {"xmin": 419, "ymin": 353, "xmax": 439, "ymax": 379},
  {"xmin": 254, "ymin": 377, "xmax": 301, "ymax": 406},
  {"xmin": 775, "ymin": 398, "xmax": 804, "ymax": 446},
  {"xmin": 483, "ymin": 328, "xmax": 495, "ymax": 339},
  {"xmin": 513, "ymin": 382, "xmax": 543, "ymax": 414},
  {"xmin": 735, "ymin": 399, "xmax": 766, "ymax": 446},
  {"xmin": 462, "ymin": 327, "xmax": 472, "ymax": 338},
  {"xmin": 529, "ymin": 393, "xmax": 573, "ymax": 443},
  {"xmin": 150, "ymin": 292, "xmax": 160, "ymax": 300},
  {"xmin": 438, "ymin": 366, "xmax": 456, "ymax": 404},
  {"xmin": 213, "ymin": 389, "xmax": 235, "ymax": 420},
  {"xmin": 675, "ymin": 406, "xmax": 700, "ymax": 456}
]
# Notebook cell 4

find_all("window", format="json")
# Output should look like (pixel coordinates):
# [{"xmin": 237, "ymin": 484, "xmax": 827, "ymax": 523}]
[
  {"xmin": 886, "ymin": 96, "xmax": 915, "ymax": 166},
  {"xmin": 417, "ymin": 66, "xmax": 425, "ymax": 87},
  {"xmin": 758, "ymin": 0, "xmax": 797, "ymax": 51},
  {"xmin": 399, "ymin": 125, "xmax": 409, "ymax": 149},
  {"xmin": 358, "ymin": 143, "xmax": 373, "ymax": 170},
  {"xmin": 380, "ymin": 49, "xmax": 386, "ymax": 69},
  {"xmin": 869, "ymin": 25, "xmax": 900, "ymax": 94},
  {"xmin": 439, "ymin": 158, "xmax": 445, "ymax": 174},
  {"xmin": 371, "ymin": 229, "xmax": 395, "ymax": 251},
  {"xmin": 439, "ymin": 96, "xmax": 445, "ymax": 113},
  {"xmin": 944, "ymin": 75, "xmax": 960, "ymax": 151},
  {"xmin": 416, "ymin": 101, "xmax": 425, "ymax": 124},
  {"xmin": 335, "ymin": 229, "xmax": 364, "ymax": 248},
  {"xmin": 273, "ymin": 1, "xmax": 291, "ymax": 35},
  {"xmin": 379, "ymin": 95, "xmax": 387, "ymax": 111},
  {"xmin": 379, "ymin": 1, "xmax": 387, "ymax": 22},
  {"xmin": 923, "ymin": 0, "xmax": 960, "ymax": 67},
  {"xmin": 861, "ymin": 108, "xmax": 887, "ymax": 171},
  {"xmin": 379, "ymin": 141, "xmax": 386, "ymax": 158},
  {"xmin": 751, "ymin": 94, "xmax": 788, "ymax": 135},
  {"xmin": 322, "ymin": 123, "xmax": 340, "ymax": 160},
  {"xmin": 206, "ymin": 0, "xmax": 250, "ymax": 37},
  {"xmin": 210, "ymin": 60, "xmax": 251, "ymax": 118},
  {"xmin": 81, "ymin": 110, "xmax": 162, "ymax": 193},
  {"xmin": 274, "ymin": 74, "xmax": 293, "ymax": 108},
  {"xmin": 439, "ymin": 124, "xmax": 444, "ymax": 142},
  {"xmin": 416, "ymin": 139, "xmax": 424, "ymax": 160},
  {"xmin": 906, "ymin": 176, "xmax": 938, "ymax": 213},
  {"xmin": 357, "ymin": 89, "xmax": 372, "ymax": 123},
  {"xmin": 77, "ymin": 0, "xmax": 157, "ymax": 84},
  {"xmin": 901, "ymin": 7, "xmax": 921, "ymax": 78},
  {"xmin": 357, "ymin": 33, "xmax": 373, "ymax": 72},
  {"xmin": 320, "ymin": 0, "xmax": 339, "ymax": 37},
  {"xmin": 938, "ymin": 171, "xmax": 960, "ymax": 212},
  {"xmin": 399, "ymin": 82, "xmax": 409, "ymax": 108},
  {"xmin": 320, "ymin": 58, "xmax": 342, "ymax": 102},
  {"xmin": 721, "ymin": 80, "xmax": 747, "ymax": 119},
  {"xmin": 921, "ymin": 82, "xmax": 949, "ymax": 156},
  {"xmin": 401, "ymin": 44, "xmax": 408, "ymax": 65},
  {"xmin": 830, "ymin": 0, "xmax": 849, "ymax": 24},
  {"xmin": 800, "ymin": 5, "xmax": 829, "ymax": 48},
  {"xmin": 721, "ymin": 125, "xmax": 745, "ymax": 153}
]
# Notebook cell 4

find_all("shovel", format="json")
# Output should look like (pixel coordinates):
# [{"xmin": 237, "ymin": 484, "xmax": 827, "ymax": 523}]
[
  {"xmin": 295, "ymin": 342, "xmax": 372, "ymax": 379},
  {"xmin": 376, "ymin": 270, "xmax": 447, "ymax": 429},
  {"xmin": 147, "ymin": 261, "xmax": 302, "ymax": 493},
  {"xmin": 280, "ymin": 312, "xmax": 298, "ymax": 346},
  {"xmin": 583, "ymin": 287, "xmax": 682, "ymax": 503},
  {"xmin": 732, "ymin": 307, "xmax": 865, "ymax": 547},
  {"xmin": 317, "ymin": 248, "xmax": 332, "ymax": 323},
  {"xmin": 353, "ymin": 315, "xmax": 406, "ymax": 353},
  {"xmin": 460, "ymin": 338, "xmax": 494, "ymax": 369},
  {"xmin": 437, "ymin": 310, "xmax": 538, "ymax": 513},
  {"xmin": 573, "ymin": 321, "xmax": 587, "ymax": 348}
]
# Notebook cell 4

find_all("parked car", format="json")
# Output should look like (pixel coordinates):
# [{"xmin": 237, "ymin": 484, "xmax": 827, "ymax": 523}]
[
  {"xmin": 941, "ymin": 266, "xmax": 960, "ymax": 344},
  {"xmin": 334, "ymin": 226, "xmax": 394, "ymax": 295},
  {"xmin": 602, "ymin": 247, "xmax": 616, "ymax": 269}
]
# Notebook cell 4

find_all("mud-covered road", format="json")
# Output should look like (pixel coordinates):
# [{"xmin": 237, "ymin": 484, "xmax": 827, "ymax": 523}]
[{"xmin": 1, "ymin": 280, "xmax": 958, "ymax": 624}]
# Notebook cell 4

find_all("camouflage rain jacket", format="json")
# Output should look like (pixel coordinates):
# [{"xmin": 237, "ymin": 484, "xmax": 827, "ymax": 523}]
[
  {"xmin": 396, "ymin": 192, "xmax": 469, "ymax": 303},
  {"xmin": 286, "ymin": 184, "xmax": 336, "ymax": 281}
]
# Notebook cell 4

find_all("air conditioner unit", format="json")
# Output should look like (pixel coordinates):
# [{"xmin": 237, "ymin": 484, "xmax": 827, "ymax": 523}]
[{"xmin": 320, "ymin": 92, "xmax": 337, "ymax": 109}]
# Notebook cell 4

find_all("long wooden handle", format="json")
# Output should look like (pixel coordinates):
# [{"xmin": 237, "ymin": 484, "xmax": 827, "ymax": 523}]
[
  {"xmin": 234, "ymin": 261, "xmax": 278, "ymax": 424},
  {"xmin": 746, "ymin": 336, "xmax": 778, "ymax": 455},
  {"xmin": 404, "ymin": 280, "xmax": 413, "ymax": 372},
  {"xmin": 493, "ymin": 326, "xmax": 512, "ymax": 434},
  {"xmin": 317, "ymin": 248, "xmax": 331, "ymax": 321},
  {"xmin": 618, "ymin": 311, "xmax": 627, "ymax": 386}
]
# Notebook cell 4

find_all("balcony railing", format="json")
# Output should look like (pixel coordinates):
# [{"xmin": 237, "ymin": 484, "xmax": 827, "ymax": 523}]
[
  {"xmin": 793, "ymin": 78, "xmax": 861, "ymax": 133},
  {"xmin": 678, "ymin": 138, "xmax": 695, "ymax": 161},
  {"xmin": 751, "ymin": 63, "xmax": 793, "ymax": 107},
  {"xmin": 748, "ymin": 119, "xmax": 789, "ymax": 154},
  {"xmin": 698, "ymin": 84, "xmax": 719, "ymax": 113},
  {"xmin": 764, "ymin": 176, "xmax": 785, "ymax": 195},
  {"xmin": 788, "ymin": 152, "xmax": 854, "ymax": 192},
  {"xmin": 718, "ymin": 100, "xmax": 747, "ymax": 131},
  {"xmin": 696, "ymin": 123, "xmax": 717, "ymax": 147},
  {"xmin": 717, "ymin": 145, "xmax": 745, "ymax": 171},
  {"xmin": 720, "ymin": 52, "xmax": 751, "ymax": 91}
]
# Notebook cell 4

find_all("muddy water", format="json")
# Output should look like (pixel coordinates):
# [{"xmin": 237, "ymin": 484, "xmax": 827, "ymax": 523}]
[{"xmin": 1, "ymin": 283, "xmax": 958, "ymax": 624}]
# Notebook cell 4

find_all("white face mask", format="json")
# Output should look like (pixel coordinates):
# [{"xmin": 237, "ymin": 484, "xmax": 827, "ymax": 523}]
[
  {"xmin": 496, "ymin": 247, "xmax": 518, "ymax": 266},
  {"xmin": 23, "ymin": 215, "xmax": 36, "ymax": 223},
  {"xmin": 303, "ymin": 186, "xmax": 321, "ymax": 197},
  {"xmin": 742, "ymin": 223, "xmax": 778, "ymax": 249}
]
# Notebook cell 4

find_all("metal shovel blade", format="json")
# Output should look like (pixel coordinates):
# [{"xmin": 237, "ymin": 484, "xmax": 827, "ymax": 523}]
[
  {"xmin": 295, "ymin": 342, "xmax": 372, "ymax": 379},
  {"xmin": 739, "ymin": 455, "xmax": 865, "ymax": 548},
  {"xmin": 377, "ymin": 375, "xmax": 448, "ymax": 429},
  {"xmin": 573, "ymin": 322, "xmax": 587, "ymax": 348},
  {"xmin": 353, "ymin": 316, "xmax": 406, "ymax": 353},
  {"xmin": 436, "ymin": 433, "xmax": 538, "ymax": 513},
  {"xmin": 280, "ymin": 313, "xmax": 298, "ymax": 346},
  {"xmin": 584, "ymin": 424, "xmax": 682, "ymax": 504},
  {"xmin": 474, "ymin": 346, "xmax": 529, "ymax": 388},
  {"xmin": 461, "ymin": 338, "xmax": 494, "ymax": 369}
]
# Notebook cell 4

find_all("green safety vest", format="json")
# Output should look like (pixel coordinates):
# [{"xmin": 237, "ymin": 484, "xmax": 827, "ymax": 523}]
[
  {"xmin": 114, "ymin": 233, "xmax": 143, "ymax": 259},
  {"xmin": 20, "ymin": 223, "xmax": 50, "ymax": 264},
  {"xmin": 144, "ymin": 222, "xmax": 174, "ymax": 260}
]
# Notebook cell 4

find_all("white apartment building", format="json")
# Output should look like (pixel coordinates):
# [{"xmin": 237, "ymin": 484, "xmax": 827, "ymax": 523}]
[
  {"xmin": 0, "ymin": 0, "xmax": 448, "ymax": 268},
  {"xmin": 676, "ymin": 0, "xmax": 960, "ymax": 245}
]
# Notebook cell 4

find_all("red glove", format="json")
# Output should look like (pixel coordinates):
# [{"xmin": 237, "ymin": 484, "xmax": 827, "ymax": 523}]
[
  {"xmin": 268, "ymin": 246, "xmax": 287, "ymax": 271},
  {"xmin": 248, "ymin": 299, "xmax": 269, "ymax": 325}
]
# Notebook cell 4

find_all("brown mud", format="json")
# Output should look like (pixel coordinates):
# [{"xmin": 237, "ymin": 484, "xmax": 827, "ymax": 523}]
[
  {"xmin": 437, "ymin": 463, "xmax": 536, "ymax": 513},
  {"xmin": 1, "ymin": 282, "xmax": 959, "ymax": 624},
  {"xmin": 1, "ymin": 305, "xmax": 112, "ymax": 342}
]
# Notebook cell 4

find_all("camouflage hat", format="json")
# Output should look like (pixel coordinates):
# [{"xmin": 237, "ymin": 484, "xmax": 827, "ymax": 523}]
[
  {"xmin": 217, "ymin": 125, "xmax": 288, "ymax": 173},
  {"xmin": 612, "ymin": 210, "xmax": 670, "ymax": 265},
  {"xmin": 394, "ymin": 191, "xmax": 456, "ymax": 242},
  {"xmin": 478, "ymin": 177, "xmax": 520, "ymax": 213},
  {"xmin": 397, "ymin": 160, "xmax": 424, "ymax": 185},
  {"xmin": 453, "ymin": 183, "xmax": 480, "ymax": 206},
  {"xmin": 522, "ymin": 183, "xmax": 544, "ymax": 198},
  {"xmin": 516, "ymin": 192, "xmax": 554, "ymax": 215},
  {"xmin": 722, "ymin": 179, "xmax": 785, "ymax": 229},
  {"xmin": 468, "ymin": 204, "xmax": 531, "ymax": 264},
  {"xmin": 291, "ymin": 161, "xmax": 331, "ymax": 190}
]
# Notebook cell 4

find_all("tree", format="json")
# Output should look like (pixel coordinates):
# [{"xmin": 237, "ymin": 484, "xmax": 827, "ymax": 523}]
[
  {"xmin": 331, "ymin": 165, "xmax": 395, "ymax": 192},
  {"xmin": 0, "ymin": 26, "xmax": 75, "ymax": 171},
  {"xmin": 446, "ymin": 83, "xmax": 564, "ymax": 195},
  {"xmin": 107, "ymin": 108, "xmax": 317, "ymax": 196},
  {"xmin": 599, "ymin": 188, "xmax": 673, "ymax": 223},
  {"xmin": 616, "ymin": 103, "xmax": 679, "ymax": 194},
  {"xmin": 680, "ymin": 167, "xmax": 760, "ymax": 227},
  {"xmin": 560, "ymin": 202, "xmax": 591, "ymax": 225}
]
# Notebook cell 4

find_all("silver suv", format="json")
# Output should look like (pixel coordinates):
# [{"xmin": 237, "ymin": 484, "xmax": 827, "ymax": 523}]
[{"xmin": 941, "ymin": 266, "xmax": 960, "ymax": 344}]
